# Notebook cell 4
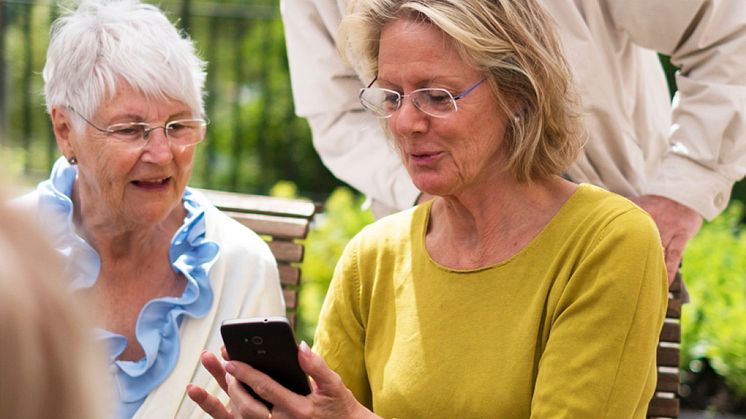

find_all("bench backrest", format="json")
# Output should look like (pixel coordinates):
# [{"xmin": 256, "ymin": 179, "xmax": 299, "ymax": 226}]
[
  {"xmin": 197, "ymin": 188, "xmax": 316, "ymax": 330},
  {"xmin": 647, "ymin": 274, "xmax": 683, "ymax": 418}
]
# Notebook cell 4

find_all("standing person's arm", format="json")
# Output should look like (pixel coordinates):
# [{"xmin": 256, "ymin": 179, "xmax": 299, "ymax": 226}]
[
  {"xmin": 606, "ymin": 0, "xmax": 746, "ymax": 281},
  {"xmin": 280, "ymin": 0, "xmax": 420, "ymax": 216}
]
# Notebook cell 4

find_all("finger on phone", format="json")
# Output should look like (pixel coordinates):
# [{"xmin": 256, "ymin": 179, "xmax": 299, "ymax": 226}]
[
  {"xmin": 226, "ymin": 361, "xmax": 306, "ymax": 409},
  {"xmin": 224, "ymin": 372, "xmax": 273, "ymax": 417},
  {"xmin": 297, "ymin": 340, "xmax": 342, "ymax": 390},
  {"xmin": 200, "ymin": 351, "xmax": 228, "ymax": 392},
  {"xmin": 186, "ymin": 384, "xmax": 233, "ymax": 419}
]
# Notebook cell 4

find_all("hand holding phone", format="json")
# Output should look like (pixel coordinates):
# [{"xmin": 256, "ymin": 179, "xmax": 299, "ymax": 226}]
[{"xmin": 220, "ymin": 316, "xmax": 312, "ymax": 408}]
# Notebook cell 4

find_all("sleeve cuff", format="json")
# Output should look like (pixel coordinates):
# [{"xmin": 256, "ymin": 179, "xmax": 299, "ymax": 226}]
[{"xmin": 647, "ymin": 154, "xmax": 735, "ymax": 220}]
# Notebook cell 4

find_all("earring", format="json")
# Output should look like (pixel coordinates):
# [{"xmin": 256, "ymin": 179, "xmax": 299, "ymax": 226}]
[{"xmin": 68, "ymin": 156, "xmax": 78, "ymax": 165}]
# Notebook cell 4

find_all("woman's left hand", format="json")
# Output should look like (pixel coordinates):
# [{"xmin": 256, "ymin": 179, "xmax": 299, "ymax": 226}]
[{"xmin": 189, "ymin": 342, "xmax": 379, "ymax": 419}]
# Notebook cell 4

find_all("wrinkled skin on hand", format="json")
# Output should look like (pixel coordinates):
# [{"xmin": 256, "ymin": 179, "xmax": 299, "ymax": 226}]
[
  {"xmin": 187, "ymin": 343, "xmax": 380, "ymax": 419},
  {"xmin": 631, "ymin": 194, "xmax": 703, "ymax": 285}
]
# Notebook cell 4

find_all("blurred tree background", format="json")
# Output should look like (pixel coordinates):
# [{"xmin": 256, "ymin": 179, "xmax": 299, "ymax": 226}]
[{"xmin": 1, "ymin": 1, "xmax": 745, "ymax": 205}]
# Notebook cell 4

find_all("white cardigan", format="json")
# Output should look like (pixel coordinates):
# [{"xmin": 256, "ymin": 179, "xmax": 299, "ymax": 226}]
[{"xmin": 131, "ymin": 190, "xmax": 286, "ymax": 419}]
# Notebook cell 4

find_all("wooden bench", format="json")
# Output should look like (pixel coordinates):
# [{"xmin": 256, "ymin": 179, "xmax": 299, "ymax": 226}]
[
  {"xmin": 197, "ymin": 188, "xmax": 317, "ymax": 331},
  {"xmin": 647, "ymin": 274, "xmax": 683, "ymax": 418}
]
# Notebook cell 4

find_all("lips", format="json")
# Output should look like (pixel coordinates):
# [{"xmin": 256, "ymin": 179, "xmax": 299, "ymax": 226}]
[
  {"xmin": 409, "ymin": 151, "xmax": 443, "ymax": 164},
  {"xmin": 132, "ymin": 177, "xmax": 171, "ymax": 188}
]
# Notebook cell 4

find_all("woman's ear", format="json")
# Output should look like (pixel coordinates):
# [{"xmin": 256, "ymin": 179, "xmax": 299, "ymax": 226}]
[{"xmin": 50, "ymin": 107, "xmax": 76, "ymax": 160}]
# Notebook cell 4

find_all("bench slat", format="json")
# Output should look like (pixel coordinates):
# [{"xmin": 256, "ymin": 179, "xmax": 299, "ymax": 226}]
[
  {"xmin": 666, "ymin": 298, "xmax": 682, "ymax": 319},
  {"xmin": 268, "ymin": 240, "xmax": 305, "ymax": 263},
  {"xmin": 649, "ymin": 277, "xmax": 683, "ymax": 418},
  {"xmin": 647, "ymin": 396, "xmax": 680, "ymax": 418},
  {"xmin": 226, "ymin": 212, "xmax": 310, "ymax": 239},
  {"xmin": 283, "ymin": 289, "xmax": 297, "ymax": 309},
  {"xmin": 278, "ymin": 265, "xmax": 301, "ymax": 287},
  {"xmin": 659, "ymin": 320, "xmax": 680, "ymax": 343},
  {"xmin": 197, "ymin": 188, "xmax": 316, "ymax": 219},
  {"xmin": 657, "ymin": 370, "xmax": 680, "ymax": 393},
  {"xmin": 657, "ymin": 344, "xmax": 680, "ymax": 367}
]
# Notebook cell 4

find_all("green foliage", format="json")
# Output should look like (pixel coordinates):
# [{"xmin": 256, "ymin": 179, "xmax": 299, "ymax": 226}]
[
  {"xmin": 0, "ymin": 146, "xmax": 37, "ymax": 195},
  {"xmin": 731, "ymin": 179, "xmax": 746, "ymax": 212},
  {"xmin": 295, "ymin": 187, "xmax": 374, "ymax": 344},
  {"xmin": 681, "ymin": 202, "xmax": 746, "ymax": 397},
  {"xmin": 269, "ymin": 180, "xmax": 299, "ymax": 199}
]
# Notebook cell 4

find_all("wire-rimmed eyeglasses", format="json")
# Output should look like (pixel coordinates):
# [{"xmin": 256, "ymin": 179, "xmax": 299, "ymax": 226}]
[
  {"xmin": 67, "ymin": 107, "xmax": 208, "ymax": 147},
  {"xmin": 359, "ymin": 78, "xmax": 486, "ymax": 118}
]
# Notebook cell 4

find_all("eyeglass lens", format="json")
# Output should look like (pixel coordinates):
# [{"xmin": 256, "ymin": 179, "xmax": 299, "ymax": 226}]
[
  {"xmin": 107, "ymin": 120, "xmax": 206, "ymax": 145},
  {"xmin": 359, "ymin": 88, "xmax": 457, "ymax": 118}
]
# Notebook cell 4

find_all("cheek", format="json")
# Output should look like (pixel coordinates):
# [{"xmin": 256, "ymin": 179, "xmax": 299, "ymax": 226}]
[
  {"xmin": 91, "ymin": 147, "xmax": 149, "ymax": 196},
  {"xmin": 468, "ymin": 112, "xmax": 508, "ymax": 154},
  {"xmin": 175, "ymin": 148, "xmax": 196, "ymax": 176},
  {"xmin": 98, "ymin": 161, "xmax": 130, "ymax": 194},
  {"xmin": 453, "ymin": 124, "xmax": 507, "ymax": 174}
]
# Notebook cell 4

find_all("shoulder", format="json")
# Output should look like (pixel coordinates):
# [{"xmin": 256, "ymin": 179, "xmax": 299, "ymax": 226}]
[
  {"xmin": 548, "ymin": 184, "xmax": 663, "ymax": 263},
  {"xmin": 345, "ymin": 204, "xmax": 420, "ymax": 256},
  {"xmin": 570, "ymin": 184, "xmax": 657, "ymax": 233},
  {"xmin": 558, "ymin": 185, "xmax": 665, "ymax": 278},
  {"xmin": 188, "ymin": 188, "xmax": 276, "ymax": 268}
]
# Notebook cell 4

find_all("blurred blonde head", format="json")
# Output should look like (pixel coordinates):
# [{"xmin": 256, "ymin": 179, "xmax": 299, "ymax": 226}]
[
  {"xmin": 0, "ymin": 193, "xmax": 110, "ymax": 419},
  {"xmin": 341, "ymin": 0, "xmax": 585, "ymax": 182}
]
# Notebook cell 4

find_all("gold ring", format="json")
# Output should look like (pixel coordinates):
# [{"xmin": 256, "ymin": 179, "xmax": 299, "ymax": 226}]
[{"xmin": 267, "ymin": 411, "xmax": 272, "ymax": 419}]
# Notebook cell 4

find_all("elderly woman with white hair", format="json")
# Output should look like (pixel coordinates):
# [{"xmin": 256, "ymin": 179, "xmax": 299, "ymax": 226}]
[{"xmin": 19, "ymin": 1, "xmax": 285, "ymax": 417}]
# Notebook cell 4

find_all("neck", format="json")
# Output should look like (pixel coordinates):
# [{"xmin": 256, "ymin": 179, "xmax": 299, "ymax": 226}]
[
  {"xmin": 71, "ymin": 183, "xmax": 185, "ymax": 260},
  {"xmin": 427, "ymin": 176, "xmax": 575, "ymax": 268}
]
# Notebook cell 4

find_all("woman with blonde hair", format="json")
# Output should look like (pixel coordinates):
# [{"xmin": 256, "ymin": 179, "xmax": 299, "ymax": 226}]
[{"xmin": 191, "ymin": 1, "xmax": 667, "ymax": 417}]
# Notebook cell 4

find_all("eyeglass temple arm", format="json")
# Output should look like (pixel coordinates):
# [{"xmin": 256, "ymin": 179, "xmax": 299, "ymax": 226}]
[{"xmin": 454, "ymin": 78, "xmax": 486, "ymax": 100}]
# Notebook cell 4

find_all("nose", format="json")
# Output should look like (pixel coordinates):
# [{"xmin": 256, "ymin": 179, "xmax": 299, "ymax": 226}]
[
  {"xmin": 143, "ymin": 125, "xmax": 169, "ymax": 141},
  {"xmin": 390, "ymin": 96, "xmax": 429, "ymax": 137},
  {"xmin": 140, "ymin": 126, "xmax": 174, "ymax": 164}
]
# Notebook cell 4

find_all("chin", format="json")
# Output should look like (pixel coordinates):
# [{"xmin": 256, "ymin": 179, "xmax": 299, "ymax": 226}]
[
  {"xmin": 412, "ymin": 177, "xmax": 450, "ymax": 197},
  {"xmin": 137, "ymin": 201, "xmax": 181, "ymax": 224}
]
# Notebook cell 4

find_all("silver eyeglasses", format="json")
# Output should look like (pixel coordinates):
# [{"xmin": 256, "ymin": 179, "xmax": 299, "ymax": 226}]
[
  {"xmin": 359, "ymin": 78, "xmax": 486, "ymax": 118},
  {"xmin": 68, "ymin": 107, "xmax": 208, "ymax": 147}
]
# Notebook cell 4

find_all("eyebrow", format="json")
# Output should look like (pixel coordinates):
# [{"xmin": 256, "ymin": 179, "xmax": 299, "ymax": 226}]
[
  {"xmin": 375, "ymin": 76, "xmax": 466, "ymax": 89},
  {"xmin": 106, "ymin": 110, "xmax": 194, "ymax": 124}
]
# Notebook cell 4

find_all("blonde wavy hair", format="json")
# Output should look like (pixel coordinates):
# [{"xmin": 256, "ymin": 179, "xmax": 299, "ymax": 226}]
[
  {"xmin": 0, "ymin": 194, "xmax": 110, "ymax": 419},
  {"xmin": 340, "ymin": 0, "xmax": 585, "ymax": 182}
]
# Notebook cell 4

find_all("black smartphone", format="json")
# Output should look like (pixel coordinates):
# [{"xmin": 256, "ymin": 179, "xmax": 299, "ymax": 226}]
[{"xmin": 220, "ymin": 316, "xmax": 311, "ymax": 408}]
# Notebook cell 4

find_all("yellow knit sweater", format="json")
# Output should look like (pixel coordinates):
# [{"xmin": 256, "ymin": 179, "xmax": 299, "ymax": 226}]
[{"xmin": 314, "ymin": 184, "xmax": 667, "ymax": 418}]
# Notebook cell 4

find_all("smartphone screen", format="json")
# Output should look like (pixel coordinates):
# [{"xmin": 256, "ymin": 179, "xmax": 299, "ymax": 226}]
[{"xmin": 220, "ymin": 316, "xmax": 311, "ymax": 408}]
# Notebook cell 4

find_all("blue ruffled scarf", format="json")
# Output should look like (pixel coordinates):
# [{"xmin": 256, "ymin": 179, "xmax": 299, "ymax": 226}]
[{"xmin": 36, "ymin": 157, "xmax": 219, "ymax": 418}]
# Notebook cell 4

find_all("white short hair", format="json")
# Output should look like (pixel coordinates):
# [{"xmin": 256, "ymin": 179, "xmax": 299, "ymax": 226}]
[{"xmin": 43, "ymin": 0, "xmax": 206, "ymax": 129}]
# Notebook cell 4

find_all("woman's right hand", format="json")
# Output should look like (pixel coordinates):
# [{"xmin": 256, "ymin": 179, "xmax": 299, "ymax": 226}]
[
  {"xmin": 186, "ymin": 349, "xmax": 232, "ymax": 419},
  {"xmin": 188, "ymin": 342, "xmax": 379, "ymax": 419}
]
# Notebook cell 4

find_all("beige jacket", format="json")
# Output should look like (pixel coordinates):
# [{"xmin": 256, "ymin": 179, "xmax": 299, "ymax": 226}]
[{"xmin": 281, "ymin": 0, "xmax": 746, "ymax": 219}]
